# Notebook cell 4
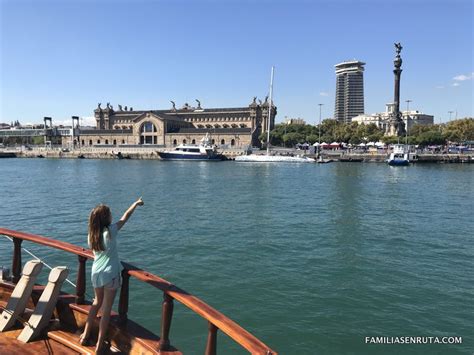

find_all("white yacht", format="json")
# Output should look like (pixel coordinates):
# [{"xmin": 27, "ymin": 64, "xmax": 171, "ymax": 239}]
[
  {"xmin": 158, "ymin": 134, "xmax": 223, "ymax": 161},
  {"xmin": 387, "ymin": 144, "xmax": 410, "ymax": 166}
]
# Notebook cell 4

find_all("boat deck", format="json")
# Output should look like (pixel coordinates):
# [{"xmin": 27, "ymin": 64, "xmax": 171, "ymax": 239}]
[
  {"xmin": 0, "ymin": 287, "xmax": 181, "ymax": 355},
  {"xmin": 0, "ymin": 326, "xmax": 76, "ymax": 354},
  {"xmin": 0, "ymin": 228, "xmax": 277, "ymax": 354}
]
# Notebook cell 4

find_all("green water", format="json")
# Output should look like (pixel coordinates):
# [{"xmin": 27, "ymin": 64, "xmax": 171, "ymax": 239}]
[{"xmin": 0, "ymin": 159, "xmax": 472, "ymax": 354}]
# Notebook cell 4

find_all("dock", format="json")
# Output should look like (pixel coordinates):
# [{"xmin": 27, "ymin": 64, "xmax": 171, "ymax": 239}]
[{"xmin": 1, "ymin": 147, "xmax": 473, "ymax": 163}]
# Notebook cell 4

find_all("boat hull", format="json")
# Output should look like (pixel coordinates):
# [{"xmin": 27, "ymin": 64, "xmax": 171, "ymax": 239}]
[
  {"xmin": 158, "ymin": 152, "xmax": 223, "ymax": 161},
  {"xmin": 387, "ymin": 159, "xmax": 410, "ymax": 166},
  {"xmin": 235, "ymin": 155, "xmax": 314, "ymax": 163}
]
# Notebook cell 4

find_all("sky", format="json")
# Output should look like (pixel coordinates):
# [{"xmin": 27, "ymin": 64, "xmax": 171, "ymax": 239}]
[{"xmin": 0, "ymin": 0, "xmax": 473, "ymax": 126}]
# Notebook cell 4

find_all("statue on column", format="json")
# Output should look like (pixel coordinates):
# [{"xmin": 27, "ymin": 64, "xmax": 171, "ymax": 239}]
[{"xmin": 385, "ymin": 42, "xmax": 406, "ymax": 137}]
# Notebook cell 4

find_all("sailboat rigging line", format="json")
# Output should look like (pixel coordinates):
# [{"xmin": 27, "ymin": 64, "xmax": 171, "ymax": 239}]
[
  {"xmin": 266, "ymin": 66, "xmax": 275, "ymax": 156},
  {"xmin": 2, "ymin": 235, "xmax": 77, "ymax": 289}
]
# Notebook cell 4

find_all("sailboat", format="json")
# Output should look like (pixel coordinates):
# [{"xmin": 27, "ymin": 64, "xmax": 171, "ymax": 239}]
[{"xmin": 235, "ymin": 67, "xmax": 314, "ymax": 163}]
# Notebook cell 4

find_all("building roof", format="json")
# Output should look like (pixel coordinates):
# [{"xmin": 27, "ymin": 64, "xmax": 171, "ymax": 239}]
[
  {"xmin": 173, "ymin": 127, "xmax": 252, "ymax": 134},
  {"xmin": 80, "ymin": 129, "xmax": 133, "ymax": 135}
]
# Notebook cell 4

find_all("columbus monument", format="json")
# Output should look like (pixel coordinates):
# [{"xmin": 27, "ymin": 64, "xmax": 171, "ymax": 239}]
[{"xmin": 386, "ymin": 42, "xmax": 406, "ymax": 136}]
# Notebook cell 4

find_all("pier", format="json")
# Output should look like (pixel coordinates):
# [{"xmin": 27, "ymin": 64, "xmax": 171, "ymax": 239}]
[{"xmin": 2, "ymin": 146, "xmax": 473, "ymax": 163}]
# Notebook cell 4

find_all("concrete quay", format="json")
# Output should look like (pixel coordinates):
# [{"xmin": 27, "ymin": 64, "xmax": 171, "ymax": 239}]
[{"xmin": 1, "ymin": 147, "xmax": 473, "ymax": 163}]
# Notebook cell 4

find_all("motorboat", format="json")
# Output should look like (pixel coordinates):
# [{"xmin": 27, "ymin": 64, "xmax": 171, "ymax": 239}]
[
  {"xmin": 158, "ymin": 133, "xmax": 223, "ymax": 161},
  {"xmin": 387, "ymin": 144, "xmax": 410, "ymax": 166}
]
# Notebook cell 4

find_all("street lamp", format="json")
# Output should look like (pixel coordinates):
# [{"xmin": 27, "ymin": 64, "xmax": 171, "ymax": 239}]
[{"xmin": 448, "ymin": 110, "xmax": 454, "ymax": 122}]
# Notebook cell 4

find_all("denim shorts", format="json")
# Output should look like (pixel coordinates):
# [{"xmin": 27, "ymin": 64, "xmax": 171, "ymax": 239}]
[{"xmin": 104, "ymin": 276, "xmax": 120, "ymax": 290}]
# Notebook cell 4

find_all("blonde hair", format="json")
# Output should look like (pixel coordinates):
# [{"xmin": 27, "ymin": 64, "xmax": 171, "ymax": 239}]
[{"xmin": 88, "ymin": 204, "xmax": 112, "ymax": 252}]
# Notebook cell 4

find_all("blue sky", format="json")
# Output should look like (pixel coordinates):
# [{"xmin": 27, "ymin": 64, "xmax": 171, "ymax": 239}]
[{"xmin": 1, "ymin": 0, "xmax": 472, "ymax": 125}]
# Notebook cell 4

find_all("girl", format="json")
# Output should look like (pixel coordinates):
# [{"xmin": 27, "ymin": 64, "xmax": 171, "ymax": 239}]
[{"xmin": 80, "ymin": 197, "xmax": 144, "ymax": 353}]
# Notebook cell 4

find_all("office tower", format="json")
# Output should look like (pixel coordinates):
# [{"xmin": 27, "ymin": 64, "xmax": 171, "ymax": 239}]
[{"xmin": 334, "ymin": 61, "xmax": 365, "ymax": 123}]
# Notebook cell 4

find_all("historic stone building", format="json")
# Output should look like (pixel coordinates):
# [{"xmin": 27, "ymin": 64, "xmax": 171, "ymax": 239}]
[
  {"xmin": 352, "ymin": 103, "xmax": 434, "ymax": 132},
  {"xmin": 77, "ymin": 99, "xmax": 276, "ymax": 148}
]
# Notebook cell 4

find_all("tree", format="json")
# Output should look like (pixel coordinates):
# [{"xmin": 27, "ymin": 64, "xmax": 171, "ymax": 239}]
[{"xmin": 282, "ymin": 132, "xmax": 305, "ymax": 147}]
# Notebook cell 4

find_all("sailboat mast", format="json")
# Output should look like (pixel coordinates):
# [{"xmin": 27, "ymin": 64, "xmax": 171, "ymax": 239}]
[{"xmin": 266, "ymin": 66, "xmax": 274, "ymax": 156}]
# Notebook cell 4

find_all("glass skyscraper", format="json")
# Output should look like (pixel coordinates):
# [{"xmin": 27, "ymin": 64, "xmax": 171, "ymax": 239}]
[{"xmin": 334, "ymin": 61, "xmax": 365, "ymax": 123}]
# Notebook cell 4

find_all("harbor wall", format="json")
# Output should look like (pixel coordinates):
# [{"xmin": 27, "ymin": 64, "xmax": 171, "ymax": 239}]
[{"xmin": 1, "ymin": 147, "xmax": 473, "ymax": 163}]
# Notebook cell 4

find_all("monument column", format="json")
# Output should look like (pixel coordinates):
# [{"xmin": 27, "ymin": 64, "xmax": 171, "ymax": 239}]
[{"xmin": 386, "ymin": 43, "xmax": 406, "ymax": 136}]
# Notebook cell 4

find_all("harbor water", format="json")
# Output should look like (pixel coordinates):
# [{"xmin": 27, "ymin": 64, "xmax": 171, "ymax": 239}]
[{"xmin": 0, "ymin": 159, "xmax": 472, "ymax": 354}]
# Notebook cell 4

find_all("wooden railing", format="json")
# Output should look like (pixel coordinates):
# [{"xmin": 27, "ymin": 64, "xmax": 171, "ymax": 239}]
[{"xmin": 0, "ymin": 228, "xmax": 276, "ymax": 355}]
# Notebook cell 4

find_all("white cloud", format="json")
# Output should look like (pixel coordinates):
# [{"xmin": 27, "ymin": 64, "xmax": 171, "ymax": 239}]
[
  {"xmin": 319, "ymin": 92, "xmax": 329, "ymax": 97},
  {"xmin": 435, "ymin": 85, "xmax": 444, "ymax": 89},
  {"xmin": 452, "ymin": 82, "xmax": 460, "ymax": 87},
  {"xmin": 453, "ymin": 73, "xmax": 473, "ymax": 81}
]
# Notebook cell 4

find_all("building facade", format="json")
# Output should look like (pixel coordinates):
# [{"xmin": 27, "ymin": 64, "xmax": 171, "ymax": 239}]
[
  {"xmin": 352, "ymin": 103, "xmax": 434, "ymax": 131},
  {"xmin": 334, "ymin": 61, "xmax": 365, "ymax": 123},
  {"xmin": 74, "ymin": 98, "xmax": 276, "ymax": 148}
]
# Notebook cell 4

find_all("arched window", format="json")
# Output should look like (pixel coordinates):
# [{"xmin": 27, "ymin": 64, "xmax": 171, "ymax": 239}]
[
  {"xmin": 221, "ymin": 139, "xmax": 225, "ymax": 145},
  {"xmin": 97, "ymin": 140, "xmax": 101, "ymax": 144},
  {"xmin": 214, "ymin": 124, "xmax": 221, "ymax": 128},
  {"xmin": 89, "ymin": 140, "xmax": 92, "ymax": 146},
  {"xmin": 122, "ymin": 139, "xmax": 125, "ymax": 144},
  {"xmin": 81, "ymin": 140, "xmax": 85, "ymax": 146},
  {"xmin": 141, "ymin": 122, "xmax": 157, "ymax": 133},
  {"xmin": 105, "ymin": 139, "xmax": 109, "ymax": 144},
  {"xmin": 222, "ymin": 124, "xmax": 229, "ymax": 128},
  {"xmin": 206, "ymin": 124, "xmax": 212, "ymax": 129},
  {"xmin": 231, "ymin": 124, "xmax": 238, "ymax": 128},
  {"xmin": 183, "ymin": 139, "xmax": 187, "ymax": 144},
  {"xmin": 192, "ymin": 139, "xmax": 196, "ymax": 144},
  {"xmin": 240, "ymin": 124, "xmax": 247, "ymax": 128},
  {"xmin": 231, "ymin": 139, "xmax": 235, "ymax": 146},
  {"xmin": 173, "ymin": 139, "xmax": 177, "ymax": 145},
  {"xmin": 113, "ymin": 139, "xmax": 117, "ymax": 145},
  {"xmin": 211, "ymin": 139, "xmax": 215, "ymax": 145},
  {"xmin": 140, "ymin": 121, "xmax": 158, "ymax": 144}
]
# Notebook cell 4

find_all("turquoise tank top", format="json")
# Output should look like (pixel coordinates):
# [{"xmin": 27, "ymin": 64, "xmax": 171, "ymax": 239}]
[{"xmin": 91, "ymin": 223, "xmax": 121, "ymax": 288}]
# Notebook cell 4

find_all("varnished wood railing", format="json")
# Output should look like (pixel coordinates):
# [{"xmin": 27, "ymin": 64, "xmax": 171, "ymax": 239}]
[{"xmin": 0, "ymin": 228, "xmax": 276, "ymax": 355}]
